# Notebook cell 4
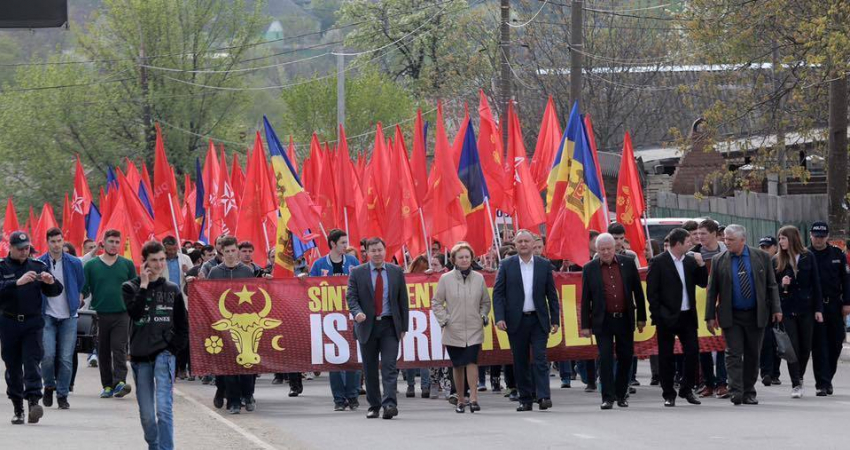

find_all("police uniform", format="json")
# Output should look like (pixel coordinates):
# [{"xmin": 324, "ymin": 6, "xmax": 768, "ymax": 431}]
[
  {"xmin": 807, "ymin": 222, "xmax": 850, "ymax": 395},
  {"xmin": 0, "ymin": 231, "xmax": 64, "ymax": 424}
]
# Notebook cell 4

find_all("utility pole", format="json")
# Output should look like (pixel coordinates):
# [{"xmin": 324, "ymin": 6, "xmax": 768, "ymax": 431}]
[
  {"xmin": 570, "ymin": 0, "xmax": 583, "ymax": 109},
  {"xmin": 139, "ymin": 40, "xmax": 155, "ymax": 159},
  {"xmin": 771, "ymin": 39, "xmax": 787, "ymax": 195},
  {"xmin": 827, "ymin": 75, "xmax": 848, "ymax": 240},
  {"xmin": 337, "ymin": 52, "xmax": 345, "ymax": 139},
  {"xmin": 499, "ymin": 0, "xmax": 511, "ymax": 146}
]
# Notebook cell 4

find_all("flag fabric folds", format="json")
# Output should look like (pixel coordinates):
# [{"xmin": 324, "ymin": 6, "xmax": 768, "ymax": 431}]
[{"xmin": 616, "ymin": 132, "xmax": 648, "ymax": 266}]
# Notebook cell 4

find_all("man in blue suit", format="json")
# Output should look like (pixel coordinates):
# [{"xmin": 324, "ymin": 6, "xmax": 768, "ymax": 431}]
[{"xmin": 494, "ymin": 230, "xmax": 561, "ymax": 411}]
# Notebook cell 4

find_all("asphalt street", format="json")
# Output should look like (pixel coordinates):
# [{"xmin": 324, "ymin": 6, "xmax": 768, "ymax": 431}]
[{"xmin": 2, "ymin": 347, "xmax": 849, "ymax": 450}]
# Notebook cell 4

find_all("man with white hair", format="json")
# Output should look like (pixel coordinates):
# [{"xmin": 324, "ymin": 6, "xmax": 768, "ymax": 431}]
[
  {"xmin": 580, "ymin": 233, "xmax": 646, "ymax": 410},
  {"xmin": 706, "ymin": 224, "xmax": 782, "ymax": 406}
]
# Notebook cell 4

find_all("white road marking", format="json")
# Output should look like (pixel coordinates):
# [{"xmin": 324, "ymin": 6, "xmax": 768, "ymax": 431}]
[
  {"xmin": 572, "ymin": 433, "xmax": 596, "ymax": 439},
  {"xmin": 524, "ymin": 417, "xmax": 546, "ymax": 424},
  {"xmin": 174, "ymin": 387, "xmax": 277, "ymax": 450}
]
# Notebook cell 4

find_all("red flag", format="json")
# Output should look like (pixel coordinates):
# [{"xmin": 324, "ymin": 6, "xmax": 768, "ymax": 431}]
[
  {"xmin": 411, "ymin": 109, "xmax": 428, "ymax": 205},
  {"xmin": 115, "ymin": 170, "xmax": 156, "ymax": 261},
  {"xmin": 26, "ymin": 206, "xmax": 36, "ymax": 238},
  {"xmin": 61, "ymin": 194, "xmax": 71, "ymax": 239},
  {"xmin": 32, "ymin": 203, "xmax": 59, "ymax": 254},
  {"xmin": 97, "ymin": 187, "xmax": 111, "ymax": 238},
  {"xmin": 287, "ymin": 136, "xmax": 298, "ymax": 174},
  {"xmin": 230, "ymin": 153, "xmax": 245, "ymax": 205},
  {"xmin": 423, "ymin": 102, "xmax": 466, "ymax": 247},
  {"xmin": 314, "ymin": 139, "xmax": 339, "ymax": 242},
  {"xmin": 530, "ymin": 96, "xmax": 562, "ymax": 192},
  {"xmin": 141, "ymin": 163, "xmax": 153, "ymax": 201},
  {"xmin": 236, "ymin": 133, "xmax": 278, "ymax": 257},
  {"xmin": 68, "ymin": 156, "xmax": 93, "ymax": 250},
  {"xmin": 363, "ymin": 124, "xmax": 393, "ymax": 248},
  {"xmin": 153, "ymin": 124, "xmax": 181, "ymax": 240},
  {"xmin": 389, "ymin": 126, "xmax": 422, "ymax": 257},
  {"xmin": 210, "ymin": 152, "xmax": 238, "ymax": 240},
  {"xmin": 125, "ymin": 158, "xmax": 142, "ymax": 193},
  {"xmin": 616, "ymin": 132, "xmax": 648, "ymax": 266},
  {"xmin": 477, "ymin": 90, "xmax": 510, "ymax": 213},
  {"xmin": 585, "ymin": 116, "xmax": 609, "ymax": 234},
  {"xmin": 335, "ymin": 125, "xmax": 364, "ymax": 256},
  {"xmin": 0, "ymin": 198, "xmax": 20, "ymax": 257},
  {"xmin": 506, "ymin": 102, "xmax": 547, "ymax": 231}
]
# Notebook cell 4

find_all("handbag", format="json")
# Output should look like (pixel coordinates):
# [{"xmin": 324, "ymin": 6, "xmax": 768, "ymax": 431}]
[{"xmin": 772, "ymin": 323, "xmax": 797, "ymax": 364}]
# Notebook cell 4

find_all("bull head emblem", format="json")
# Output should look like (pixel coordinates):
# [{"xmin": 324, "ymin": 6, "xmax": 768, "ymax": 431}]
[{"xmin": 211, "ymin": 286, "xmax": 282, "ymax": 368}]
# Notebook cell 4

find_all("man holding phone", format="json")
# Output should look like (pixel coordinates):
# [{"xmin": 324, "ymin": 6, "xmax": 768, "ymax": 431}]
[
  {"xmin": 82, "ymin": 229, "xmax": 138, "ymax": 399},
  {"xmin": 0, "ymin": 231, "xmax": 63, "ymax": 424}
]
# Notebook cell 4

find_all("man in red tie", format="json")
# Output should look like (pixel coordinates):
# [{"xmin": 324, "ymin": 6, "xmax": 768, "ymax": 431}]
[{"xmin": 346, "ymin": 237, "xmax": 410, "ymax": 419}]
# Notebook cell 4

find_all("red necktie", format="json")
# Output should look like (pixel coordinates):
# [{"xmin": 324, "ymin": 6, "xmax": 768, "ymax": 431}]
[{"xmin": 374, "ymin": 267, "xmax": 384, "ymax": 317}]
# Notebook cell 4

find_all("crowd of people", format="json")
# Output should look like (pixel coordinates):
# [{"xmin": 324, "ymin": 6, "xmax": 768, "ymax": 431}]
[{"xmin": 0, "ymin": 217, "xmax": 849, "ymax": 447}]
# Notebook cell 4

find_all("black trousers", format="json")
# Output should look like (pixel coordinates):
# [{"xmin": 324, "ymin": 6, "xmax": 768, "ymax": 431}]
[
  {"xmin": 503, "ymin": 365, "xmax": 516, "ymax": 389},
  {"xmin": 812, "ymin": 302, "xmax": 847, "ymax": 390},
  {"xmin": 96, "ymin": 312, "xmax": 129, "ymax": 388},
  {"xmin": 594, "ymin": 316, "xmax": 634, "ymax": 402},
  {"xmin": 222, "ymin": 375, "xmax": 255, "ymax": 407},
  {"xmin": 723, "ymin": 310, "xmax": 764, "ymax": 399},
  {"xmin": 176, "ymin": 344, "xmax": 191, "ymax": 375},
  {"xmin": 359, "ymin": 319, "xmax": 400, "ymax": 409},
  {"xmin": 760, "ymin": 326, "xmax": 781, "ymax": 379},
  {"xmin": 508, "ymin": 314, "xmax": 551, "ymax": 404},
  {"xmin": 0, "ymin": 315, "xmax": 44, "ymax": 401},
  {"xmin": 783, "ymin": 312, "xmax": 814, "ymax": 387},
  {"xmin": 656, "ymin": 311, "xmax": 700, "ymax": 400}
]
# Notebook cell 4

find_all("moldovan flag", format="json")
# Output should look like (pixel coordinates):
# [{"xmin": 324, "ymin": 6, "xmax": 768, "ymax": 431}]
[
  {"xmin": 457, "ymin": 117, "xmax": 493, "ymax": 256},
  {"xmin": 585, "ymin": 116, "xmax": 609, "ymax": 234},
  {"xmin": 0, "ymin": 197, "xmax": 20, "ymax": 257},
  {"xmin": 616, "ymin": 132, "xmax": 648, "ymax": 266},
  {"xmin": 263, "ymin": 116, "xmax": 321, "ymax": 277}
]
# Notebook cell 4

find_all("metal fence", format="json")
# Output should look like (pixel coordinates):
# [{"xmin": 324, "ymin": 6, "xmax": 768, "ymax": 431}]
[{"xmin": 651, "ymin": 207, "xmax": 814, "ymax": 247}]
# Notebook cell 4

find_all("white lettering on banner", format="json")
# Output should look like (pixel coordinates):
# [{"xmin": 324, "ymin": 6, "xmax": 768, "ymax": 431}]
[
  {"xmin": 323, "ymin": 313, "xmax": 349, "ymax": 364},
  {"xmin": 428, "ymin": 312, "xmax": 447, "ymax": 361},
  {"xmin": 310, "ymin": 314, "xmax": 323, "ymax": 364},
  {"xmin": 402, "ymin": 311, "xmax": 431, "ymax": 362}
]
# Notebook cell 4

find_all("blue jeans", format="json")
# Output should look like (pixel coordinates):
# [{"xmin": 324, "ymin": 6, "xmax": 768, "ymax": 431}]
[
  {"xmin": 131, "ymin": 351, "xmax": 176, "ymax": 450},
  {"xmin": 42, "ymin": 315, "xmax": 77, "ymax": 398},
  {"xmin": 558, "ymin": 361, "xmax": 572, "ymax": 384},
  {"xmin": 405, "ymin": 368, "xmax": 431, "ymax": 389},
  {"xmin": 329, "ymin": 370, "xmax": 362, "ymax": 405}
]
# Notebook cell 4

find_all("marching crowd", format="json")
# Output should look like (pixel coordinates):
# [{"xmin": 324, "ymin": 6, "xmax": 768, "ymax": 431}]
[{"xmin": 0, "ymin": 218, "xmax": 849, "ymax": 448}]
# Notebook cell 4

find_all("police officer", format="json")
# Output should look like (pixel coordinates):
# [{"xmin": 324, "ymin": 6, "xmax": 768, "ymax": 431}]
[
  {"xmin": 807, "ymin": 221, "xmax": 850, "ymax": 396},
  {"xmin": 0, "ymin": 231, "xmax": 64, "ymax": 424},
  {"xmin": 758, "ymin": 236, "xmax": 782, "ymax": 386}
]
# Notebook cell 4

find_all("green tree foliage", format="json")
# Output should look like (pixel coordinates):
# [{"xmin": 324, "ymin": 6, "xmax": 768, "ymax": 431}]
[{"xmin": 279, "ymin": 68, "xmax": 415, "ymax": 154}]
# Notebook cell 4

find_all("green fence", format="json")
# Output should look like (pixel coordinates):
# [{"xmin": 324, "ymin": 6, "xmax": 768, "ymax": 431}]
[{"xmin": 651, "ymin": 207, "xmax": 814, "ymax": 247}]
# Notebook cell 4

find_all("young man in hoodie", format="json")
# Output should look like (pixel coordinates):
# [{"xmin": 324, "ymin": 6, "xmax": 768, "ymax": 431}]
[
  {"xmin": 207, "ymin": 236, "xmax": 259, "ymax": 414},
  {"xmin": 122, "ymin": 241, "xmax": 188, "ymax": 450}
]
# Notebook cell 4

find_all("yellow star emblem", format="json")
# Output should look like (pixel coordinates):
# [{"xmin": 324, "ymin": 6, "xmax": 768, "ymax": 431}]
[{"xmin": 234, "ymin": 286, "xmax": 255, "ymax": 305}]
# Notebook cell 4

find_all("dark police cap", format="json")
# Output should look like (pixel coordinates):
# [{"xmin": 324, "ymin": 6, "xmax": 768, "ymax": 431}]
[
  {"xmin": 758, "ymin": 236, "xmax": 777, "ymax": 248},
  {"xmin": 8, "ymin": 231, "xmax": 31, "ymax": 249},
  {"xmin": 810, "ymin": 221, "xmax": 829, "ymax": 237}
]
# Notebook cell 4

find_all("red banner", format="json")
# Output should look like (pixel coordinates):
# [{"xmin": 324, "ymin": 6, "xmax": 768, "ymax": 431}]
[{"xmin": 189, "ymin": 273, "xmax": 726, "ymax": 375}]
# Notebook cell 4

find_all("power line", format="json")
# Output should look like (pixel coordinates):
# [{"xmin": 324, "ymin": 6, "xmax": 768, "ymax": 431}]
[{"xmin": 508, "ymin": 0, "xmax": 550, "ymax": 28}]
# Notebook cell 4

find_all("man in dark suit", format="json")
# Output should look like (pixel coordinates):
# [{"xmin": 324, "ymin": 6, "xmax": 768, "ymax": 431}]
[
  {"xmin": 494, "ymin": 230, "xmax": 560, "ymax": 412},
  {"xmin": 706, "ymin": 224, "xmax": 782, "ymax": 406},
  {"xmin": 646, "ymin": 228, "xmax": 708, "ymax": 407},
  {"xmin": 580, "ymin": 233, "xmax": 646, "ymax": 410},
  {"xmin": 346, "ymin": 237, "xmax": 409, "ymax": 419}
]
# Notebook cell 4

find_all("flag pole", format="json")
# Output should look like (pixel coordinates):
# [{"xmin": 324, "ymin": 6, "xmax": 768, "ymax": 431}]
[
  {"xmin": 418, "ymin": 207, "xmax": 431, "ymax": 263},
  {"xmin": 167, "ymin": 196, "xmax": 181, "ymax": 243},
  {"xmin": 343, "ymin": 207, "xmax": 350, "ymax": 238},
  {"xmin": 484, "ymin": 198, "xmax": 502, "ymax": 267}
]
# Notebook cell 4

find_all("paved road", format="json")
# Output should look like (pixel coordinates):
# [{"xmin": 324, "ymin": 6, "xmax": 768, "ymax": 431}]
[{"xmin": 2, "ymin": 348, "xmax": 849, "ymax": 450}]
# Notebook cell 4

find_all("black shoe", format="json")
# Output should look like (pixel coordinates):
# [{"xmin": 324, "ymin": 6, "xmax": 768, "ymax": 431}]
[
  {"xmin": 617, "ymin": 398, "xmax": 629, "ymax": 408},
  {"xmin": 742, "ymin": 396, "xmax": 758, "ymax": 405},
  {"xmin": 600, "ymin": 401, "xmax": 614, "ymax": 410},
  {"xmin": 816, "ymin": 389, "xmax": 828, "ymax": 397},
  {"xmin": 288, "ymin": 387, "xmax": 300, "ymax": 397},
  {"xmin": 406, "ymin": 386, "xmax": 415, "ymax": 398},
  {"xmin": 57, "ymin": 397, "xmax": 69, "ymax": 410},
  {"xmin": 469, "ymin": 401, "xmax": 480, "ymax": 413},
  {"xmin": 272, "ymin": 377, "xmax": 284, "ymax": 385},
  {"xmin": 27, "ymin": 398, "xmax": 43, "ymax": 424},
  {"xmin": 491, "ymin": 377, "xmax": 502, "ymax": 393},
  {"xmin": 382, "ymin": 405, "xmax": 398, "ymax": 419},
  {"xmin": 366, "ymin": 408, "xmax": 380, "ymax": 419},
  {"xmin": 244, "ymin": 396, "xmax": 256, "ymax": 412},
  {"xmin": 213, "ymin": 390, "xmax": 225, "ymax": 409},
  {"xmin": 43, "ymin": 388, "xmax": 54, "ymax": 408},
  {"xmin": 508, "ymin": 390, "xmax": 519, "ymax": 402},
  {"xmin": 421, "ymin": 390, "xmax": 430, "ymax": 398},
  {"xmin": 827, "ymin": 386, "xmax": 834, "ymax": 395},
  {"xmin": 334, "ymin": 404, "xmax": 346, "ymax": 411},
  {"xmin": 201, "ymin": 376, "xmax": 212, "ymax": 385},
  {"xmin": 730, "ymin": 395, "xmax": 743, "ymax": 406},
  {"xmin": 650, "ymin": 377, "xmax": 660, "ymax": 386},
  {"xmin": 348, "ymin": 398, "xmax": 360, "ymax": 411},
  {"xmin": 585, "ymin": 383, "xmax": 597, "ymax": 393},
  {"xmin": 680, "ymin": 392, "xmax": 702, "ymax": 405},
  {"xmin": 538, "ymin": 398, "xmax": 552, "ymax": 410},
  {"xmin": 762, "ymin": 376, "xmax": 772, "ymax": 387},
  {"xmin": 11, "ymin": 400, "xmax": 24, "ymax": 425},
  {"xmin": 455, "ymin": 402, "xmax": 466, "ymax": 413},
  {"xmin": 664, "ymin": 397, "xmax": 676, "ymax": 407},
  {"xmin": 228, "ymin": 404, "xmax": 240, "ymax": 415},
  {"xmin": 630, "ymin": 379, "xmax": 640, "ymax": 387},
  {"xmin": 629, "ymin": 386, "xmax": 637, "ymax": 395},
  {"xmin": 771, "ymin": 378, "xmax": 782, "ymax": 386},
  {"xmin": 516, "ymin": 403, "xmax": 533, "ymax": 412},
  {"xmin": 561, "ymin": 382, "xmax": 571, "ymax": 388}
]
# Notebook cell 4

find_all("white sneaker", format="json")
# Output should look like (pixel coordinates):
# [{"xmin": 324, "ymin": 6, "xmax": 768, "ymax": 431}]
[{"xmin": 791, "ymin": 386, "xmax": 803, "ymax": 398}]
